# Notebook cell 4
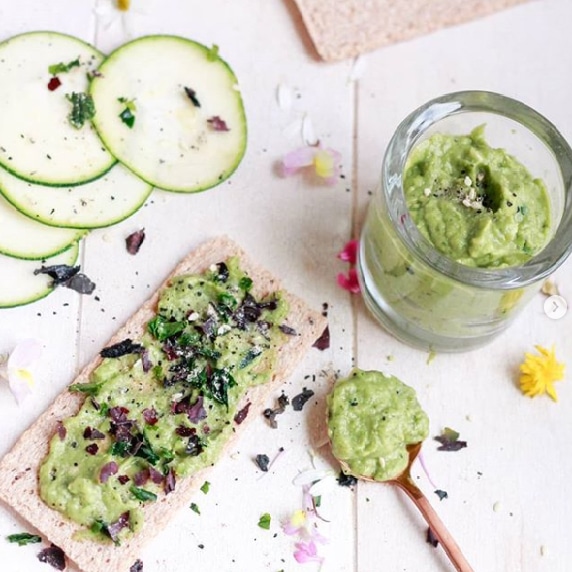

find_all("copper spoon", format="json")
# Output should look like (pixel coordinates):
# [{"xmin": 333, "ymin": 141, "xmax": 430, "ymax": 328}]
[{"xmin": 337, "ymin": 442, "xmax": 474, "ymax": 572}]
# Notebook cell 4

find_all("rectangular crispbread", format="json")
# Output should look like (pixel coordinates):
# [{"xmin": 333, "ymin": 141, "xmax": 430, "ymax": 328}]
[
  {"xmin": 292, "ymin": 0, "xmax": 532, "ymax": 61},
  {"xmin": 0, "ymin": 236, "xmax": 327, "ymax": 572}
]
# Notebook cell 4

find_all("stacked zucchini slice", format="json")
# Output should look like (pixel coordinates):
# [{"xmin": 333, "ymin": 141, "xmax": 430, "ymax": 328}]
[{"xmin": 0, "ymin": 32, "xmax": 247, "ymax": 307}]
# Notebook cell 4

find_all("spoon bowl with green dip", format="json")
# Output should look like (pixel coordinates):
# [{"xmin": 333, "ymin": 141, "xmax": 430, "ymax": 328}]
[{"xmin": 327, "ymin": 369, "xmax": 474, "ymax": 572}]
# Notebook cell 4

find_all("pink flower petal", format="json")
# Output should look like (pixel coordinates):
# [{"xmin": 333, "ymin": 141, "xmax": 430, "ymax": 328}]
[
  {"xmin": 337, "ymin": 239, "xmax": 359, "ymax": 264},
  {"xmin": 294, "ymin": 540, "xmax": 324, "ymax": 564},
  {"xmin": 337, "ymin": 269, "xmax": 360, "ymax": 294},
  {"xmin": 281, "ymin": 147, "xmax": 317, "ymax": 175}
]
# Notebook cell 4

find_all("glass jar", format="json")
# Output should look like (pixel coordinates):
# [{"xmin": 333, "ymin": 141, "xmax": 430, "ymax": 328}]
[{"xmin": 358, "ymin": 91, "xmax": 572, "ymax": 352}]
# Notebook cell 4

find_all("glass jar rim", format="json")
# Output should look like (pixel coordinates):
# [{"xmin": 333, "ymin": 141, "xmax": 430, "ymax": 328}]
[{"xmin": 383, "ymin": 90, "xmax": 572, "ymax": 289}]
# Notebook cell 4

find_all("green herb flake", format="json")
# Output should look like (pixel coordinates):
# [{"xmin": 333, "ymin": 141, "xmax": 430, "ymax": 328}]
[
  {"xmin": 257, "ymin": 512, "xmax": 271, "ymax": 530},
  {"xmin": 118, "ymin": 97, "xmax": 137, "ymax": 129},
  {"xmin": 69, "ymin": 380, "xmax": 103, "ymax": 396},
  {"xmin": 148, "ymin": 315, "xmax": 186, "ymax": 342},
  {"xmin": 190, "ymin": 502, "xmax": 200, "ymax": 515},
  {"xmin": 200, "ymin": 481, "xmax": 210, "ymax": 494},
  {"xmin": 130, "ymin": 486, "xmax": 157, "ymax": 503},
  {"xmin": 206, "ymin": 44, "xmax": 219, "ymax": 61},
  {"xmin": 66, "ymin": 92, "xmax": 96, "ymax": 129},
  {"xmin": 48, "ymin": 58, "xmax": 80, "ymax": 76},
  {"xmin": 6, "ymin": 532, "xmax": 42, "ymax": 546},
  {"xmin": 238, "ymin": 276, "xmax": 253, "ymax": 292}
]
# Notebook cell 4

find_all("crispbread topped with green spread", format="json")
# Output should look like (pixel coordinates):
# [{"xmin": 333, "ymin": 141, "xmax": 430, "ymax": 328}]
[{"xmin": 0, "ymin": 236, "xmax": 327, "ymax": 572}]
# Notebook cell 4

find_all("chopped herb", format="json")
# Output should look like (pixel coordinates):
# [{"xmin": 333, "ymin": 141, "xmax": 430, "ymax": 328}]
[
  {"xmin": 258, "ymin": 512, "xmax": 271, "ymax": 530},
  {"xmin": 48, "ymin": 59, "xmax": 80, "ymax": 76},
  {"xmin": 434, "ymin": 489, "xmax": 448, "ymax": 501},
  {"xmin": 147, "ymin": 315, "xmax": 186, "ymax": 342},
  {"xmin": 66, "ymin": 92, "xmax": 96, "ymax": 129},
  {"xmin": 255, "ymin": 454, "xmax": 270, "ymax": 472},
  {"xmin": 190, "ymin": 502, "xmax": 200, "ymax": 515},
  {"xmin": 37, "ymin": 544, "xmax": 66, "ymax": 570},
  {"xmin": 434, "ymin": 427, "xmax": 467, "ymax": 452},
  {"xmin": 134, "ymin": 434, "xmax": 160, "ymax": 465},
  {"xmin": 206, "ymin": 44, "xmax": 219, "ymax": 61},
  {"xmin": 119, "ymin": 107, "xmax": 136, "ymax": 128},
  {"xmin": 130, "ymin": 486, "xmax": 157, "ymax": 503},
  {"xmin": 6, "ymin": 532, "xmax": 42, "ymax": 546},
  {"xmin": 110, "ymin": 441, "xmax": 131, "ymax": 457},
  {"xmin": 239, "ymin": 347, "xmax": 262, "ymax": 369},
  {"xmin": 238, "ymin": 276, "xmax": 253, "ymax": 291},
  {"xmin": 69, "ymin": 380, "xmax": 104, "ymax": 396},
  {"xmin": 200, "ymin": 481, "xmax": 210, "ymax": 494},
  {"xmin": 291, "ymin": 387, "xmax": 314, "ymax": 411},
  {"xmin": 126, "ymin": 228, "xmax": 145, "ymax": 254},
  {"xmin": 184, "ymin": 87, "xmax": 200, "ymax": 108}
]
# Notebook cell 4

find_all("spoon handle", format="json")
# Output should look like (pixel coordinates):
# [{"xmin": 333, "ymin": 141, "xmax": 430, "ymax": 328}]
[{"xmin": 394, "ymin": 474, "xmax": 474, "ymax": 572}]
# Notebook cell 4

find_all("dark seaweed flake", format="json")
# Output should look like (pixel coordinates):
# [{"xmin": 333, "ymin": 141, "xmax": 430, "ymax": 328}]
[
  {"xmin": 65, "ymin": 272, "xmax": 96, "ymax": 294},
  {"xmin": 234, "ymin": 402, "xmax": 251, "ymax": 424},
  {"xmin": 292, "ymin": 388, "xmax": 314, "ymax": 411},
  {"xmin": 184, "ymin": 87, "xmax": 201, "ymax": 107},
  {"xmin": 186, "ymin": 434, "xmax": 204, "ymax": 456},
  {"xmin": 263, "ymin": 393, "xmax": 289, "ymax": 428},
  {"xmin": 255, "ymin": 454, "xmax": 270, "ymax": 472},
  {"xmin": 130, "ymin": 560, "xmax": 144, "ymax": 572},
  {"xmin": 126, "ymin": 229, "xmax": 145, "ymax": 255},
  {"xmin": 434, "ymin": 427, "xmax": 467, "ymax": 452},
  {"xmin": 142, "ymin": 407, "xmax": 158, "ymax": 425},
  {"xmin": 434, "ymin": 489, "xmax": 449, "ymax": 501},
  {"xmin": 99, "ymin": 461, "xmax": 119, "ymax": 483},
  {"xmin": 312, "ymin": 326, "xmax": 330, "ymax": 351},
  {"xmin": 279, "ymin": 324, "xmax": 297, "ymax": 336},
  {"xmin": 164, "ymin": 467, "xmax": 176, "ymax": 495},
  {"xmin": 34, "ymin": 264, "xmax": 79, "ymax": 284},
  {"xmin": 37, "ymin": 544, "xmax": 66, "ymax": 570},
  {"xmin": 426, "ymin": 527, "xmax": 439, "ymax": 547},
  {"xmin": 213, "ymin": 262, "xmax": 229, "ymax": 282},
  {"xmin": 83, "ymin": 426, "xmax": 105, "ymax": 440},
  {"xmin": 100, "ymin": 339, "xmax": 143, "ymax": 358},
  {"xmin": 337, "ymin": 471, "xmax": 357, "ymax": 488},
  {"xmin": 207, "ymin": 116, "xmax": 229, "ymax": 131},
  {"xmin": 107, "ymin": 511, "xmax": 130, "ymax": 544},
  {"xmin": 141, "ymin": 349, "xmax": 152, "ymax": 373}
]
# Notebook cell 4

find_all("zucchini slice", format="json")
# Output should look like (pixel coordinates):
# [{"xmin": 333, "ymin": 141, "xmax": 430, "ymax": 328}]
[
  {"xmin": 0, "ymin": 31, "xmax": 115, "ymax": 186},
  {"xmin": 0, "ymin": 193, "xmax": 85, "ymax": 260},
  {"xmin": 90, "ymin": 35, "xmax": 247, "ymax": 193},
  {"xmin": 0, "ymin": 163, "xmax": 152, "ymax": 229},
  {"xmin": 0, "ymin": 242, "xmax": 79, "ymax": 308}
]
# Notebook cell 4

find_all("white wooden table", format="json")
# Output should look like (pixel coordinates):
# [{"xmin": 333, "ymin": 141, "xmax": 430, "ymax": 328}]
[{"xmin": 1, "ymin": 1, "xmax": 572, "ymax": 571}]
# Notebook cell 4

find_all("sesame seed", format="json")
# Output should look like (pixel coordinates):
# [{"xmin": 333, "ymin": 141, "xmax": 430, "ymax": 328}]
[{"xmin": 464, "ymin": 176, "xmax": 472, "ymax": 186}]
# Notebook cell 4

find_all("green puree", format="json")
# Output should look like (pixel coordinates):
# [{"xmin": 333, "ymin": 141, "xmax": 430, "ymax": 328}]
[
  {"xmin": 404, "ymin": 126, "xmax": 550, "ymax": 267},
  {"xmin": 39, "ymin": 258, "xmax": 289, "ymax": 544},
  {"xmin": 327, "ymin": 370, "xmax": 429, "ymax": 482}
]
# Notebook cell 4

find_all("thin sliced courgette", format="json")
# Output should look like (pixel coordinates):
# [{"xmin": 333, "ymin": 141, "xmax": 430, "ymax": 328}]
[
  {"xmin": 0, "ymin": 163, "xmax": 152, "ymax": 229},
  {"xmin": 0, "ymin": 243, "xmax": 79, "ymax": 308},
  {"xmin": 90, "ymin": 35, "xmax": 247, "ymax": 193},
  {"xmin": 0, "ymin": 193, "xmax": 85, "ymax": 259},
  {"xmin": 0, "ymin": 31, "xmax": 115, "ymax": 186}
]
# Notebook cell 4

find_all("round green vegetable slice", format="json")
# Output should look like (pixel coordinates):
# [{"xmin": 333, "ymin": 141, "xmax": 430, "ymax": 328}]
[
  {"xmin": 0, "ymin": 163, "xmax": 152, "ymax": 229},
  {"xmin": 0, "ymin": 242, "xmax": 79, "ymax": 308},
  {"xmin": 0, "ymin": 31, "xmax": 115, "ymax": 186},
  {"xmin": 0, "ymin": 193, "xmax": 85, "ymax": 259},
  {"xmin": 90, "ymin": 35, "xmax": 247, "ymax": 192}
]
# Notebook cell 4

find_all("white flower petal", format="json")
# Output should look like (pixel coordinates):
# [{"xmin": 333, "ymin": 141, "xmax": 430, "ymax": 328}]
[
  {"xmin": 277, "ymin": 83, "xmax": 293, "ymax": 111},
  {"xmin": 293, "ymin": 468, "xmax": 331, "ymax": 486},
  {"xmin": 8, "ymin": 339, "xmax": 42, "ymax": 369},
  {"xmin": 308, "ymin": 475, "xmax": 337, "ymax": 497},
  {"xmin": 9, "ymin": 368, "xmax": 34, "ymax": 406},
  {"xmin": 302, "ymin": 114, "xmax": 318, "ymax": 146}
]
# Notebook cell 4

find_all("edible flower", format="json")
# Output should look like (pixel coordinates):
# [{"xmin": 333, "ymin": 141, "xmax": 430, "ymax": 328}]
[
  {"xmin": 282, "ymin": 466, "xmax": 332, "ymax": 565},
  {"xmin": 336, "ymin": 240, "xmax": 360, "ymax": 294},
  {"xmin": 519, "ymin": 345, "xmax": 565, "ymax": 401},
  {"xmin": 280, "ymin": 144, "xmax": 341, "ymax": 185},
  {"xmin": 0, "ymin": 339, "xmax": 42, "ymax": 405}
]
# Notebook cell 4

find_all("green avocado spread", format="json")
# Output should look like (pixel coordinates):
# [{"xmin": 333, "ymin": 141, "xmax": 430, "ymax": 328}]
[
  {"xmin": 404, "ymin": 126, "xmax": 551, "ymax": 267},
  {"xmin": 327, "ymin": 370, "xmax": 429, "ymax": 482},
  {"xmin": 39, "ymin": 258, "xmax": 289, "ymax": 544}
]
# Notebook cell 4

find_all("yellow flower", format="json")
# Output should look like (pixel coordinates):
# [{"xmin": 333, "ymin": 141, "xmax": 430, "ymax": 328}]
[{"xmin": 519, "ymin": 345, "xmax": 565, "ymax": 401}]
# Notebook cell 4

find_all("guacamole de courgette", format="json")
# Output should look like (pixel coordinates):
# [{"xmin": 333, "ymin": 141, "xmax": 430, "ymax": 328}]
[
  {"xmin": 39, "ymin": 258, "xmax": 289, "ymax": 544},
  {"xmin": 327, "ymin": 370, "xmax": 429, "ymax": 482},
  {"xmin": 404, "ymin": 125, "xmax": 550, "ymax": 267}
]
